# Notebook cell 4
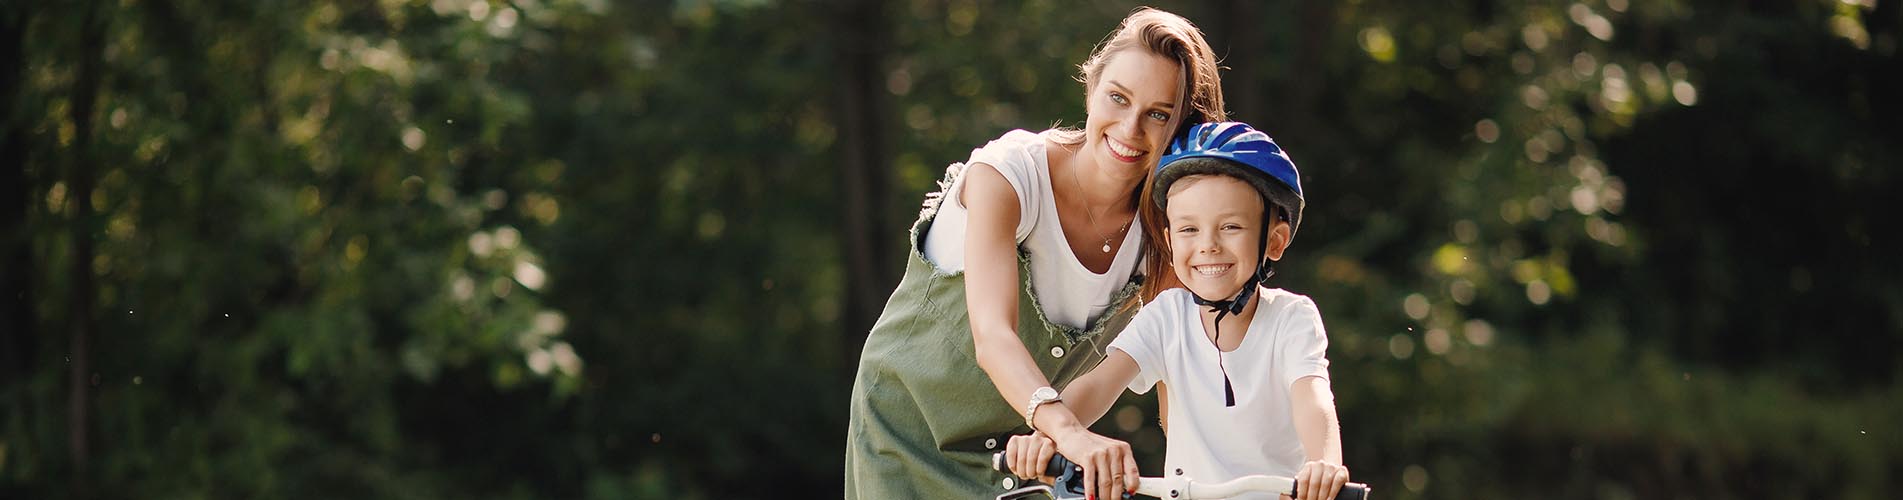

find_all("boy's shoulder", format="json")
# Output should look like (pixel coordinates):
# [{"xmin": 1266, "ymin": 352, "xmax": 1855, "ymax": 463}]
[
  {"xmin": 1150, "ymin": 287, "xmax": 1319, "ymax": 313},
  {"xmin": 1149, "ymin": 288, "xmax": 1201, "ymax": 312},
  {"xmin": 1253, "ymin": 287, "xmax": 1323, "ymax": 323},
  {"xmin": 1136, "ymin": 289, "xmax": 1207, "ymax": 329},
  {"xmin": 1145, "ymin": 287, "xmax": 1323, "ymax": 326}
]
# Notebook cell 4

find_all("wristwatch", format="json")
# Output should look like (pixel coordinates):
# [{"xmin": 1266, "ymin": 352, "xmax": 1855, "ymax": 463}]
[{"xmin": 1025, "ymin": 386, "xmax": 1062, "ymax": 431}]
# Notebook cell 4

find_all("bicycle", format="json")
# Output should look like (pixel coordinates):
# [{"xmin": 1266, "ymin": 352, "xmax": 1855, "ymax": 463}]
[{"xmin": 991, "ymin": 451, "xmax": 1371, "ymax": 500}]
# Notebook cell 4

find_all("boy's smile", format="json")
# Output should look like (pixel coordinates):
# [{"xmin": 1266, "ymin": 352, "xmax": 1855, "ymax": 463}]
[{"xmin": 1190, "ymin": 263, "xmax": 1235, "ymax": 278}]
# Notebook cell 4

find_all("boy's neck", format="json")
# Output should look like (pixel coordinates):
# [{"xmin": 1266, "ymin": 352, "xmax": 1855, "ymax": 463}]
[{"xmin": 1197, "ymin": 286, "xmax": 1262, "ymax": 352}]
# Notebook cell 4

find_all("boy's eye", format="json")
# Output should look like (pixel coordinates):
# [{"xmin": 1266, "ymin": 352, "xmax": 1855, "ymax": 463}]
[
  {"xmin": 1222, "ymin": 223, "xmax": 1244, "ymax": 231},
  {"xmin": 1148, "ymin": 110, "xmax": 1170, "ymax": 122}
]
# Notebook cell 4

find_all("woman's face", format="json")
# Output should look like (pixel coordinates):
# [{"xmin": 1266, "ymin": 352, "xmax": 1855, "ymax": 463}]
[
  {"xmin": 1082, "ymin": 50, "xmax": 1182, "ymax": 177},
  {"xmin": 1166, "ymin": 175, "xmax": 1269, "ymax": 301}
]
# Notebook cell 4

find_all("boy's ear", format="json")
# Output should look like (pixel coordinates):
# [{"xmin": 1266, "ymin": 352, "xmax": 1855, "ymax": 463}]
[{"xmin": 1264, "ymin": 220, "xmax": 1292, "ymax": 262}]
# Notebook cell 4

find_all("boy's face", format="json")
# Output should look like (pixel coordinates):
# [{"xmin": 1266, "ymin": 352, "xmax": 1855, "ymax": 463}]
[{"xmin": 1165, "ymin": 175, "xmax": 1289, "ymax": 300}]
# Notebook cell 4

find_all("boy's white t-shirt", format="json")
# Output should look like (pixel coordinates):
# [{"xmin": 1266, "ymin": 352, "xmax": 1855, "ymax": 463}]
[
  {"xmin": 1109, "ymin": 287, "xmax": 1332, "ymax": 500},
  {"xmin": 922, "ymin": 129, "xmax": 1143, "ymax": 331}
]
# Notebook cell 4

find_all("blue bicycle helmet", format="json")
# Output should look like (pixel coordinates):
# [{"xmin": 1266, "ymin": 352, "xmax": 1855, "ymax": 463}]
[
  {"xmin": 1154, "ymin": 121, "xmax": 1305, "ymax": 241},
  {"xmin": 1153, "ymin": 122, "xmax": 1307, "ymax": 407}
]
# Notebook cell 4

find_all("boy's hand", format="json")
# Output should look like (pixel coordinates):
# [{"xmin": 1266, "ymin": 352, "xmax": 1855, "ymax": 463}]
[
  {"xmin": 1286, "ymin": 460, "xmax": 1349, "ymax": 500},
  {"xmin": 1003, "ymin": 431, "xmax": 1058, "ymax": 483}
]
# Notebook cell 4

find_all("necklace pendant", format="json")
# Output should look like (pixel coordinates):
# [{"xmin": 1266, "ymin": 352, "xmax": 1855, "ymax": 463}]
[{"xmin": 1102, "ymin": 243, "xmax": 1112, "ymax": 253}]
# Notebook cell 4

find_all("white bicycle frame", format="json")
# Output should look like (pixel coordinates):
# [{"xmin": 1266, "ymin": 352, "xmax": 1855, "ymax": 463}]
[
  {"xmin": 993, "ymin": 452, "xmax": 1370, "ymax": 500},
  {"xmin": 1136, "ymin": 474, "xmax": 1314, "ymax": 499}
]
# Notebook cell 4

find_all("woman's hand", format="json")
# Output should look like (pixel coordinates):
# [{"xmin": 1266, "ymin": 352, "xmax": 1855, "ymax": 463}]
[
  {"xmin": 1003, "ymin": 431, "xmax": 1058, "ymax": 483},
  {"xmin": 1047, "ymin": 426, "xmax": 1139, "ymax": 500},
  {"xmin": 1286, "ymin": 460, "xmax": 1349, "ymax": 500}
]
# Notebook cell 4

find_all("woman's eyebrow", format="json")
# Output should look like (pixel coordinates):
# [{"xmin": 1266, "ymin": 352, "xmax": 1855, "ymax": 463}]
[{"xmin": 1105, "ymin": 80, "xmax": 1177, "ymax": 109}]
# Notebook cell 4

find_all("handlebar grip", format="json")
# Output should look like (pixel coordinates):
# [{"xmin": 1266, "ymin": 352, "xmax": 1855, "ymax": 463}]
[
  {"xmin": 1001, "ymin": 449, "xmax": 1367, "ymax": 500},
  {"xmin": 1336, "ymin": 481, "xmax": 1372, "ymax": 500},
  {"xmin": 994, "ymin": 451, "xmax": 1132, "ymax": 500},
  {"xmin": 988, "ymin": 450, "xmax": 1075, "ymax": 478}
]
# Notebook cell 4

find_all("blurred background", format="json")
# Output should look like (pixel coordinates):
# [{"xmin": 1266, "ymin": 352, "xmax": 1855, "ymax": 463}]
[{"xmin": 3, "ymin": 0, "xmax": 1900, "ymax": 498}]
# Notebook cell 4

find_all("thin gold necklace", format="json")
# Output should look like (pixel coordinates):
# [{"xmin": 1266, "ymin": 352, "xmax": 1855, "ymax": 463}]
[{"xmin": 1069, "ymin": 161, "xmax": 1130, "ymax": 254}]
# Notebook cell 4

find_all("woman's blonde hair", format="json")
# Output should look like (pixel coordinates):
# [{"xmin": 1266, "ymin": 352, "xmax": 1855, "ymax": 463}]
[{"xmin": 1053, "ymin": 7, "xmax": 1227, "ymax": 305}]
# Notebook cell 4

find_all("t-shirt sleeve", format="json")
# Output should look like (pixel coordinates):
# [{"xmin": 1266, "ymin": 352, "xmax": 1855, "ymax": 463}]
[
  {"xmin": 1275, "ymin": 296, "xmax": 1332, "ymax": 390},
  {"xmin": 1109, "ymin": 293, "xmax": 1174, "ymax": 395},
  {"xmin": 961, "ymin": 129, "xmax": 1043, "ymax": 242}
]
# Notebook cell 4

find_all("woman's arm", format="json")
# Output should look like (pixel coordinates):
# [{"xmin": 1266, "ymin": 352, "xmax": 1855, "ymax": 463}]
[
  {"xmin": 963, "ymin": 162, "xmax": 1069, "ymax": 430},
  {"xmin": 964, "ymin": 162, "xmax": 1138, "ymax": 499},
  {"xmin": 1289, "ymin": 375, "xmax": 1348, "ymax": 500},
  {"xmin": 1004, "ymin": 349, "xmax": 1139, "ymax": 482}
]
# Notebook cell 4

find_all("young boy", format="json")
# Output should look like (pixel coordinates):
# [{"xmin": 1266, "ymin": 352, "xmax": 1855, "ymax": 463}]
[{"xmin": 1003, "ymin": 122, "xmax": 1350, "ymax": 500}]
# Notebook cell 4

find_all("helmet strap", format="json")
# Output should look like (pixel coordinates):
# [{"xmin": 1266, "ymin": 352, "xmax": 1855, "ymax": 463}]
[
  {"xmin": 1188, "ymin": 257, "xmax": 1274, "ymax": 408},
  {"xmin": 1186, "ymin": 208, "xmax": 1280, "ymax": 408}
]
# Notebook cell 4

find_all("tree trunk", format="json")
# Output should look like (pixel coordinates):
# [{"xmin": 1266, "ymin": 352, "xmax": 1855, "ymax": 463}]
[
  {"xmin": 66, "ymin": 2, "xmax": 108, "ymax": 498},
  {"xmin": 1288, "ymin": 0, "xmax": 1332, "ymax": 130},
  {"xmin": 1210, "ymin": 0, "xmax": 1267, "ymax": 123},
  {"xmin": 1, "ymin": 0, "xmax": 36, "ymax": 384},
  {"xmin": 830, "ymin": 0, "xmax": 894, "ymax": 369}
]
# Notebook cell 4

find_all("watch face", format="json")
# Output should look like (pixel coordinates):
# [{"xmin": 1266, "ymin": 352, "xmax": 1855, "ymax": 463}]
[{"xmin": 1033, "ymin": 387, "xmax": 1059, "ymax": 401}]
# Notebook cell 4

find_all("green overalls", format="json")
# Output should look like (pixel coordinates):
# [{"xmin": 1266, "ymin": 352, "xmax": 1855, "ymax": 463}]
[{"xmin": 844, "ymin": 162, "xmax": 1142, "ymax": 499}]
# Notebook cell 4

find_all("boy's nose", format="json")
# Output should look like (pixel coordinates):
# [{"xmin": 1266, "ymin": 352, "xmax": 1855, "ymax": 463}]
[{"xmin": 1198, "ymin": 236, "xmax": 1221, "ymax": 253}]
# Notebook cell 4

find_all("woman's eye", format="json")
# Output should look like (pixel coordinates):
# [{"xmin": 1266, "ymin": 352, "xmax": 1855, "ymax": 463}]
[
  {"xmin": 1110, "ymin": 93, "xmax": 1128, "ymax": 105},
  {"xmin": 1148, "ymin": 110, "xmax": 1170, "ymax": 122}
]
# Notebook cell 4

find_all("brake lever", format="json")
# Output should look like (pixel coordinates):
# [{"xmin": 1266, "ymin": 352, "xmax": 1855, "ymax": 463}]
[{"xmin": 993, "ymin": 452, "xmax": 1132, "ymax": 500}]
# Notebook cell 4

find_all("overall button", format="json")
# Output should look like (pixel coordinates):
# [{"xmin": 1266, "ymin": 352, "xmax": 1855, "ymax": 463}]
[
  {"xmin": 985, "ymin": 438, "xmax": 999, "ymax": 450},
  {"xmin": 1049, "ymin": 346, "xmax": 1066, "ymax": 358}
]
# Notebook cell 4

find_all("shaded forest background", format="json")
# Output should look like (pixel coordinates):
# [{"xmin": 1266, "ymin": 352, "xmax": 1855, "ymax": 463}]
[{"xmin": 3, "ymin": 0, "xmax": 1900, "ymax": 498}]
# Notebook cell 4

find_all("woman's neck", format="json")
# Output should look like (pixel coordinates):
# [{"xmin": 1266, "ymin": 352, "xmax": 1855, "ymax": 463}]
[{"xmin": 1054, "ymin": 139, "xmax": 1144, "ymax": 210}]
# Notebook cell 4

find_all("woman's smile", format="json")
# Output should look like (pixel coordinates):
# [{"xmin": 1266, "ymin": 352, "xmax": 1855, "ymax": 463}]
[{"xmin": 1105, "ymin": 135, "xmax": 1147, "ymax": 163}]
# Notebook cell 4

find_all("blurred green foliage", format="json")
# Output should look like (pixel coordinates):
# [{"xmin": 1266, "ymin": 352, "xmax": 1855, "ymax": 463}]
[{"xmin": 3, "ymin": 0, "xmax": 1899, "ymax": 499}]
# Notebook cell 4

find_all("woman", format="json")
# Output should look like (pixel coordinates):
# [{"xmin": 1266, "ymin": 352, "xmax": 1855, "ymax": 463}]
[{"xmin": 845, "ymin": 8, "xmax": 1227, "ymax": 499}]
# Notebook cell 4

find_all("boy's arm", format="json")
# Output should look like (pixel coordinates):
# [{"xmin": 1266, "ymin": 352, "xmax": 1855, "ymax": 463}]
[
  {"xmin": 1289, "ymin": 375, "xmax": 1348, "ymax": 500},
  {"xmin": 1288, "ymin": 375, "xmax": 1342, "ymax": 463},
  {"xmin": 1059, "ymin": 349, "xmax": 1142, "ymax": 427}
]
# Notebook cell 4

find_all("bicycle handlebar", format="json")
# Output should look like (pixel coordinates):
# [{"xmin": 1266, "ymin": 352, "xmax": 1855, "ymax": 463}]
[{"xmin": 992, "ymin": 451, "xmax": 1370, "ymax": 500}]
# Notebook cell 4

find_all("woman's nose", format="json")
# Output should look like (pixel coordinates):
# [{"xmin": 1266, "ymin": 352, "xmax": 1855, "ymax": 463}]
[{"xmin": 1117, "ymin": 109, "xmax": 1144, "ymax": 139}]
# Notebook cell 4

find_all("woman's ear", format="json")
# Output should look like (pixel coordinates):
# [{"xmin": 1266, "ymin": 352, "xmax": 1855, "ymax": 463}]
[{"xmin": 1264, "ymin": 219, "xmax": 1293, "ymax": 262}]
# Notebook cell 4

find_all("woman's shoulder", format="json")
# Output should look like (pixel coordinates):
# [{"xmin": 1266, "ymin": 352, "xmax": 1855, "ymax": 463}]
[
  {"xmin": 967, "ymin": 129, "xmax": 1050, "ymax": 177},
  {"xmin": 977, "ymin": 129, "xmax": 1048, "ymax": 155}
]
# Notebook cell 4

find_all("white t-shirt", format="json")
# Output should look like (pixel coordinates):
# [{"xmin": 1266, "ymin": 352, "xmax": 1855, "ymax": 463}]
[
  {"xmin": 922, "ymin": 129, "xmax": 1143, "ymax": 331},
  {"xmin": 1109, "ymin": 287, "xmax": 1332, "ymax": 500}
]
